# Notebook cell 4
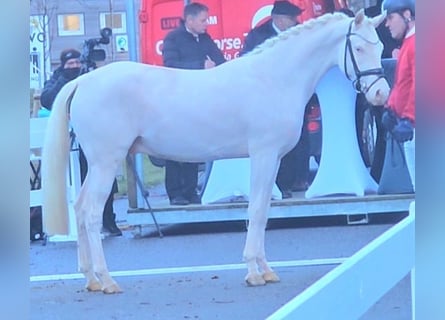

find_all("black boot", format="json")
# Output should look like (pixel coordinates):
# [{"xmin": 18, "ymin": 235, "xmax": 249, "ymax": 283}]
[
  {"xmin": 102, "ymin": 182, "xmax": 122, "ymax": 236},
  {"xmin": 103, "ymin": 213, "xmax": 122, "ymax": 237}
]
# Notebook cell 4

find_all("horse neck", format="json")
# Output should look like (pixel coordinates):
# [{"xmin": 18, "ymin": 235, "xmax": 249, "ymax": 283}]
[{"xmin": 248, "ymin": 17, "xmax": 349, "ymax": 93}]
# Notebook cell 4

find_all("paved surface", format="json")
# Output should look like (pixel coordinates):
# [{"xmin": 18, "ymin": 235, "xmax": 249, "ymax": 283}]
[{"xmin": 30, "ymin": 199, "xmax": 412, "ymax": 320}]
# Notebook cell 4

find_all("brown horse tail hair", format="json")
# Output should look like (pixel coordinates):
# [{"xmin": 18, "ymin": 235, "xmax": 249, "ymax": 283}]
[{"xmin": 41, "ymin": 80, "xmax": 78, "ymax": 236}]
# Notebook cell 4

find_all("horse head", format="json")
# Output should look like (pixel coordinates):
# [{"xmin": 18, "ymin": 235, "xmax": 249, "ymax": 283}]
[{"xmin": 339, "ymin": 9, "xmax": 390, "ymax": 106}]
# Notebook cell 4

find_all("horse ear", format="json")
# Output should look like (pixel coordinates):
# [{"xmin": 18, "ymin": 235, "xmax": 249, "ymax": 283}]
[
  {"xmin": 370, "ymin": 11, "xmax": 387, "ymax": 28},
  {"xmin": 354, "ymin": 9, "xmax": 365, "ymax": 26}
]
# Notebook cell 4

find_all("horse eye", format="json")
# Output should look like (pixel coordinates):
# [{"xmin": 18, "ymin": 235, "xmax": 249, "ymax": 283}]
[{"xmin": 355, "ymin": 47, "xmax": 363, "ymax": 53}]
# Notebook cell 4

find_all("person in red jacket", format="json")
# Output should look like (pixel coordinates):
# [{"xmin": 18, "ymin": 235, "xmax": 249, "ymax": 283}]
[{"xmin": 381, "ymin": 0, "xmax": 415, "ymax": 190}]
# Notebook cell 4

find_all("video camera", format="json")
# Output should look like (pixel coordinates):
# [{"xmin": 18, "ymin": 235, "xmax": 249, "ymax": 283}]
[{"xmin": 80, "ymin": 27, "xmax": 112, "ymax": 74}]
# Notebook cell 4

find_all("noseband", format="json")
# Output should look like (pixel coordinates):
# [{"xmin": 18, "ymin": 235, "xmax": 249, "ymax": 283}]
[{"xmin": 344, "ymin": 20, "xmax": 386, "ymax": 94}]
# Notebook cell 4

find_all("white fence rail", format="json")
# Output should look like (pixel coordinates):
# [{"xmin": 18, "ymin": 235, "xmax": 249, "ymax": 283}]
[{"xmin": 267, "ymin": 202, "xmax": 415, "ymax": 319}]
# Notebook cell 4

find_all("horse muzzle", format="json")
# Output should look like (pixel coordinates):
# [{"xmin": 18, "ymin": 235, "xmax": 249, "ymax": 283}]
[{"xmin": 363, "ymin": 76, "xmax": 390, "ymax": 106}]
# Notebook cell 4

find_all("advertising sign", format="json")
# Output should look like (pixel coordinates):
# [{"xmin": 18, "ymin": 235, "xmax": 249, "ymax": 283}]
[
  {"xmin": 139, "ymin": 0, "xmax": 346, "ymax": 65},
  {"xmin": 30, "ymin": 15, "xmax": 50, "ymax": 89}
]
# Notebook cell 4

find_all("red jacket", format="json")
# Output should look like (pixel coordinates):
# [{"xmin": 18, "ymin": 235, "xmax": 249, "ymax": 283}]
[{"xmin": 388, "ymin": 29, "xmax": 415, "ymax": 125}]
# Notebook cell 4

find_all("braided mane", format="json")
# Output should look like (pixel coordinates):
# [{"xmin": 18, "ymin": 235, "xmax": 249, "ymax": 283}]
[{"xmin": 246, "ymin": 12, "xmax": 349, "ymax": 56}]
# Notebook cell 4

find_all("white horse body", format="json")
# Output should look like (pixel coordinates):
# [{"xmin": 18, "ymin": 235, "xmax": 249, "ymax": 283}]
[
  {"xmin": 42, "ymin": 11, "xmax": 389, "ymax": 293},
  {"xmin": 73, "ymin": 57, "xmax": 305, "ymax": 162}
]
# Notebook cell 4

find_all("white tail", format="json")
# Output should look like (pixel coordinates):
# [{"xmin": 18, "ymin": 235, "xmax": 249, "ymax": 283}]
[{"xmin": 41, "ymin": 81, "xmax": 78, "ymax": 235}]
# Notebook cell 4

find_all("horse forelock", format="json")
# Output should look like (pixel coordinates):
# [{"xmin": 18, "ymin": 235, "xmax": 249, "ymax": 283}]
[
  {"xmin": 245, "ymin": 12, "xmax": 349, "ymax": 57},
  {"xmin": 362, "ymin": 19, "xmax": 380, "ymax": 43}
]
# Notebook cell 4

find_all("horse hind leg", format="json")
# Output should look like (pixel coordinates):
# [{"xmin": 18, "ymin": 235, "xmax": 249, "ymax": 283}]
[
  {"xmin": 244, "ymin": 153, "xmax": 281, "ymax": 286},
  {"xmin": 74, "ymin": 187, "xmax": 101, "ymax": 292},
  {"xmin": 75, "ymin": 164, "xmax": 122, "ymax": 294}
]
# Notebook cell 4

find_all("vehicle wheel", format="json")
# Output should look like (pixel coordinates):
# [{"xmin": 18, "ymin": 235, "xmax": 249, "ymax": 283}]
[
  {"xmin": 197, "ymin": 161, "xmax": 212, "ymax": 196},
  {"xmin": 361, "ymin": 108, "xmax": 377, "ymax": 167}
]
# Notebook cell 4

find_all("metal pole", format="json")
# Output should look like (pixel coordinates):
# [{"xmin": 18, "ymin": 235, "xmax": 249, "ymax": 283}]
[
  {"xmin": 125, "ymin": 0, "xmax": 144, "ymax": 207},
  {"xmin": 125, "ymin": 0, "xmax": 138, "ymax": 62}
]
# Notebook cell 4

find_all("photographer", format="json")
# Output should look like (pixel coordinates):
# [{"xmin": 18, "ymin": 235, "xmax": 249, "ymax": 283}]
[
  {"xmin": 40, "ymin": 39, "xmax": 122, "ymax": 236},
  {"xmin": 40, "ymin": 49, "xmax": 82, "ymax": 108}
]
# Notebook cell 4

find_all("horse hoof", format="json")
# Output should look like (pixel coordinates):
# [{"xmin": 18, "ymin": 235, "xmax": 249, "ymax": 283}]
[
  {"xmin": 102, "ymin": 283, "xmax": 123, "ymax": 294},
  {"xmin": 263, "ymin": 271, "xmax": 280, "ymax": 283},
  {"xmin": 85, "ymin": 280, "xmax": 102, "ymax": 292},
  {"xmin": 245, "ymin": 274, "xmax": 266, "ymax": 286}
]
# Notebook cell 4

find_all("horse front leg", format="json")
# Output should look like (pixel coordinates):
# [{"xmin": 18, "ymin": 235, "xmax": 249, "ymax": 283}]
[
  {"xmin": 79, "ymin": 165, "xmax": 122, "ymax": 294},
  {"xmin": 244, "ymin": 153, "xmax": 281, "ymax": 286}
]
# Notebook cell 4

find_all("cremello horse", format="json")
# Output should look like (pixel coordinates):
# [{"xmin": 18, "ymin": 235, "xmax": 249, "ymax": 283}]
[{"xmin": 42, "ymin": 10, "xmax": 389, "ymax": 293}]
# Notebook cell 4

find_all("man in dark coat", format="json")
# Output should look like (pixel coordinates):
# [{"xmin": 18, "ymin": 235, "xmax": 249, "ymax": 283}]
[
  {"xmin": 162, "ymin": 2, "xmax": 226, "ymax": 206},
  {"xmin": 241, "ymin": 0, "xmax": 302, "ymax": 55},
  {"xmin": 241, "ymin": 1, "xmax": 310, "ymax": 199},
  {"xmin": 40, "ymin": 48, "xmax": 122, "ymax": 236}
]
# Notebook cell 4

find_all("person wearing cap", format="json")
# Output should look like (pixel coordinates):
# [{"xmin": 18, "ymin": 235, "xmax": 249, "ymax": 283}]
[
  {"xmin": 40, "ymin": 48, "xmax": 123, "ymax": 236},
  {"xmin": 381, "ymin": 0, "xmax": 416, "ymax": 190},
  {"xmin": 241, "ymin": 0, "xmax": 303, "ymax": 54},
  {"xmin": 40, "ymin": 49, "xmax": 81, "ymax": 108},
  {"xmin": 241, "ymin": 1, "xmax": 311, "ymax": 199}
]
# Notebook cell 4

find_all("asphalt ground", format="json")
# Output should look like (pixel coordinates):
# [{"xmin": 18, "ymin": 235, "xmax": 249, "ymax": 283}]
[{"xmin": 30, "ymin": 207, "xmax": 411, "ymax": 320}]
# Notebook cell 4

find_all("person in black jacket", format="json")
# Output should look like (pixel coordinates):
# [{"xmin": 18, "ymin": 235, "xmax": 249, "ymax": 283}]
[
  {"xmin": 162, "ymin": 2, "xmax": 226, "ymax": 206},
  {"xmin": 40, "ymin": 49, "xmax": 82, "ymax": 108},
  {"xmin": 40, "ymin": 48, "xmax": 122, "ymax": 236},
  {"xmin": 241, "ymin": 1, "xmax": 302, "ymax": 54},
  {"xmin": 241, "ymin": 1, "xmax": 310, "ymax": 199}
]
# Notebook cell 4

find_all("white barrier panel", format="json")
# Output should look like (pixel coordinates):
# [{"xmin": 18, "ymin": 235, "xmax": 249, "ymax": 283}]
[
  {"xmin": 202, "ymin": 158, "xmax": 282, "ymax": 204},
  {"xmin": 307, "ymin": 67, "xmax": 378, "ymax": 198},
  {"xmin": 30, "ymin": 117, "xmax": 48, "ymax": 151},
  {"xmin": 267, "ymin": 202, "xmax": 415, "ymax": 319},
  {"xmin": 30, "ymin": 189, "xmax": 42, "ymax": 208}
]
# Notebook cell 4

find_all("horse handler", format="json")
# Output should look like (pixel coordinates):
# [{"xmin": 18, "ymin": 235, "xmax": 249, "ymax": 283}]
[{"xmin": 381, "ymin": 0, "xmax": 415, "ymax": 191}]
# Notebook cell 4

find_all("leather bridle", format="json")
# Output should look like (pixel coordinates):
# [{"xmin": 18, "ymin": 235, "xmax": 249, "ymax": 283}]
[{"xmin": 343, "ymin": 20, "xmax": 386, "ymax": 94}]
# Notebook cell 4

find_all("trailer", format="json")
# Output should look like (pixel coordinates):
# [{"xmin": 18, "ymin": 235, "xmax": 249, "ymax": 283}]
[{"xmin": 126, "ymin": 192, "xmax": 414, "ymax": 236}]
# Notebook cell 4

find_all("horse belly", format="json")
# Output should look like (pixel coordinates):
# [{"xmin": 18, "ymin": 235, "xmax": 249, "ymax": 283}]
[{"xmin": 135, "ymin": 125, "xmax": 250, "ymax": 162}]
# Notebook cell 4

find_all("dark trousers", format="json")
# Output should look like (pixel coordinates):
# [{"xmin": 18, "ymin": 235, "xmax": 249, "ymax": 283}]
[
  {"xmin": 79, "ymin": 146, "xmax": 117, "ymax": 220},
  {"xmin": 369, "ymin": 106, "xmax": 386, "ymax": 183},
  {"xmin": 276, "ymin": 113, "xmax": 310, "ymax": 193},
  {"xmin": 355, "ymin": 94, "xmax": 386, "ymax": 183},
  {"xmin": 165, "ymin": 160, "xmax": 198, "ymax": 200}
]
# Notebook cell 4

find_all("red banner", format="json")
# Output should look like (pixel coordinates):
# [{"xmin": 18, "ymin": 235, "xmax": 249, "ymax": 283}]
[{"xmin": 139, "ymin": 0, "xmax": 347, "ymax": 65}]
